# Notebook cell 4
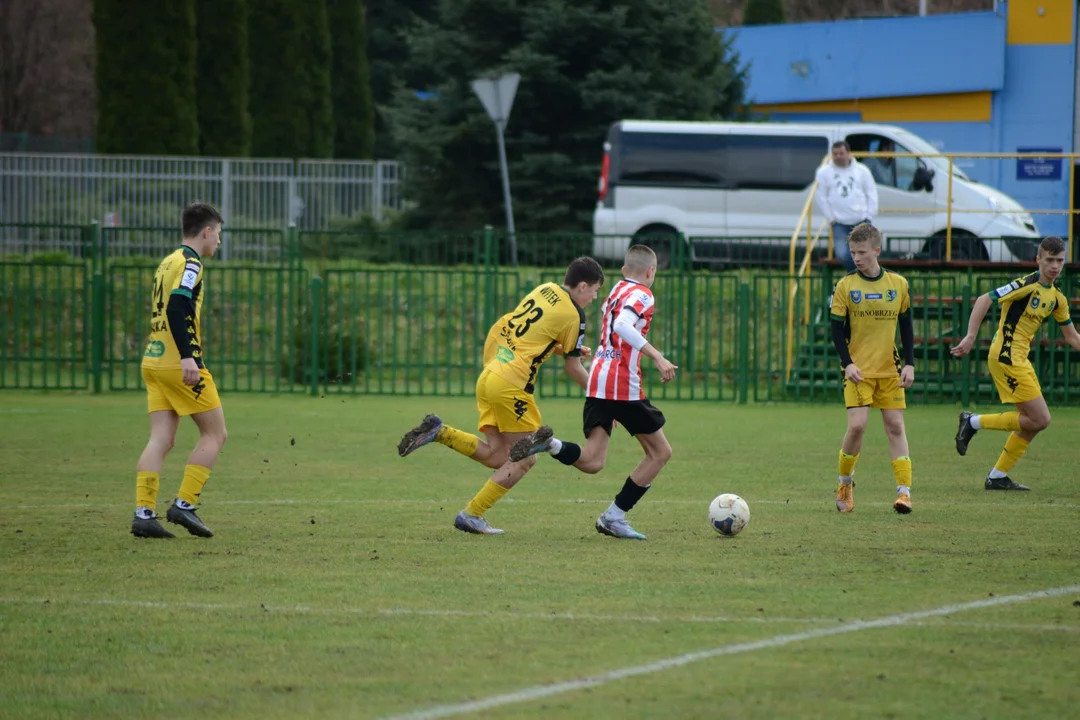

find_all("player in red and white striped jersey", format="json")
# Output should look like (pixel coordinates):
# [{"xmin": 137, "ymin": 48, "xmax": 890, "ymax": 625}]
[{"xmin": 510, "ymin": 245, "xmax": 677, "ymax": 540}]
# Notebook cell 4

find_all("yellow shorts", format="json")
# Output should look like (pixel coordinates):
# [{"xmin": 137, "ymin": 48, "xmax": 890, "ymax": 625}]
[
  {"xmin": 143, "ymin": 367, "xmax": 222, "ymax": 417},
  {"xmin": 988, "ymin": 359, "xmax": 1042, "ymax": 404},
  {"xmin": 843, "ymin": 376, "xmax": 906, "ymax": 410},
  {"xmin": 475, "ymin": 369, "xmax": 542, "ymax": 433}
]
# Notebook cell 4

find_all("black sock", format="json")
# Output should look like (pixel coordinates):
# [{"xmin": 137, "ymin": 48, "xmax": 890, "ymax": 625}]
[
  {"xmin": 553, "ymin": 441, "xmax": 581, "ymax": 466},
  {"xmin": 614, "ymin": 477, "xmax": 650, "ymax": 512}
]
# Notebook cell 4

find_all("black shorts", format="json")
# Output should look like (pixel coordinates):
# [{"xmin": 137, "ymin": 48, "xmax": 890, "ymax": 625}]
[{"xmin": 582, "ymin": 397, "xmax": 666, "ymax": 438}]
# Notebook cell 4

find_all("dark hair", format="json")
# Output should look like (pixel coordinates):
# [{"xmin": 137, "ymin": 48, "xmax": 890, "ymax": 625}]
[
  {"xmin": 182, "ymin": 202, "xmax": 223, "ymax": 238},
  {"xmin": 832, "ymin": 141, "xmax": 850, "ymax": 152},
  {"xmin": 848, "ymin": 222, "xmax": 882, "ymax": 248},
  {"xmin": 564, "ymin": 256, "xmax": 605, "ymax": 288},
  {"xmin": 1039, "ymin": 236, "xmax": 1067, "ymax": 255}
]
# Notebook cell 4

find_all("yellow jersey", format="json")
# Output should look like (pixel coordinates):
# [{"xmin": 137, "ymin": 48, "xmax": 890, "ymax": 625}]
[
  {"xmin": 484, "ymin": 283, "xmax": 586, "ymax": 394},
  {"xmin": 830, "ymin": 268, "xmax": 911, "ymax": 378},
  {"xmin": 142, "ymin": 246, "xmax": 206, "ymax": 370},
  {"xmin": 989, "ymin": 273, "xmax": 1072, "ymax": 367}
]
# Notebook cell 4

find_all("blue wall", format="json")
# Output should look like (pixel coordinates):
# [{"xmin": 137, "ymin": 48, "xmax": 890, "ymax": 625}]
[{"xmin": 730, "ymin": 11, "xmax": 1006, "ymax": 104}]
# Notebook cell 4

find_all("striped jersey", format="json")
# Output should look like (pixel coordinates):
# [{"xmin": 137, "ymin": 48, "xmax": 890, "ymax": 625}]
[{"xmin": 587, "ymin": 279, "xmax": 654, "ymax": 401}]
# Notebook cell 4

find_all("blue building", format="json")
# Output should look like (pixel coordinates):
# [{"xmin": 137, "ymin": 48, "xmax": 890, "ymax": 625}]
[{"xmin": 729, "ymin": 0, "xmax": 1077, "ymax": 238}]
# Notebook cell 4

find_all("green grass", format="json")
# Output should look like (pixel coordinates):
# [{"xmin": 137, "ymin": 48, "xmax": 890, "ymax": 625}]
[{"xmin": 2, "ymin": 392, "xmax": 1080, "ymax": 719}]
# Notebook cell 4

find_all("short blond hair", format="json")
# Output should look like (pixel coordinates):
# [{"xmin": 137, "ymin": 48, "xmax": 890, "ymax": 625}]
[
  {"xmin": 624, "ymin": 244, "xmax": 657, "ymax": 273},
  {"xmin": 848, "ymin": 222, "xmax": 882, "ymax": 248}
]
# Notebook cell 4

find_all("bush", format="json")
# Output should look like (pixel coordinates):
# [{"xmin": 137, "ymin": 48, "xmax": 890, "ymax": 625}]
[{"xmin": 280, "ymin": 304, "xmax": 372, "ymax": 385}]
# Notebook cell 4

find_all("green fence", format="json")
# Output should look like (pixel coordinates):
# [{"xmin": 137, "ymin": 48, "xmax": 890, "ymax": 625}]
[{"xmin": 3, "ymin": 222, "xmax": 1080, "ymax": 403}]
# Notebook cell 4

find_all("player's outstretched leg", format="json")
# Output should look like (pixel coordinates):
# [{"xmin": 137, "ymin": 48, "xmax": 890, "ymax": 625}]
[
  {"xmin": 955, "ymin": 411, "xmax": 978, "ymax": 456},
  {"xmin": 398, "ymin": 414, "xmax": 444, "ymax": 457},
  {"xmin": 508, "ymin": 425, "xmax": 553, "ymax": 462},
  {"xmin": 131, "ymin": 513, "xmax": 175, "ymax": 539}
]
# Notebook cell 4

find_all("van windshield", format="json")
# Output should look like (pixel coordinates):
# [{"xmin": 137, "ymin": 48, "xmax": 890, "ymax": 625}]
[{"xmin": 891, "ymin": 129, "xmax": 971, "ymax": 181}]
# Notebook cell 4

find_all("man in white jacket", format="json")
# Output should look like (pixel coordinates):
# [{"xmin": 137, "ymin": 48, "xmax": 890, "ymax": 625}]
[{"xmin": 814, "ymin": 141, "xmax": 879, "ymax": 271}]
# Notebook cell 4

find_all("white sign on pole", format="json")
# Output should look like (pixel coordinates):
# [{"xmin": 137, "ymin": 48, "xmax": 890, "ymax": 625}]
[
  {"xmin": 471, "ymin": 73, "xmax": 521, "ymax": 265},
  {"xmin": 471, "ymin": 73, "xmax": 520, "ymax": 128}
]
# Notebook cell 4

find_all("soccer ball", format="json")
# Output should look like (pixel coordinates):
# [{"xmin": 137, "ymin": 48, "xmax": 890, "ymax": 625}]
[{"xmin": 708, "ymin": 493, "xmax": 750, "ymax": 536}]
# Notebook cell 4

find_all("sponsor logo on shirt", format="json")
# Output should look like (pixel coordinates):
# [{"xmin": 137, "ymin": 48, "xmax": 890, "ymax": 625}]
[{"xmin": 865, "ymin": 293, "xmax": 883, "ymax": 300}]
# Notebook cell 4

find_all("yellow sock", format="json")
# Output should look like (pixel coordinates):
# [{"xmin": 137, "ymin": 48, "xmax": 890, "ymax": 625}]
[
  {"xmin": 979, "ymin": 412, "xmax": 1021, "ymax": 432},
  {"xmin": 465, "ymin": 479, "xmax": 509, "ymax": 517},
  {"xmin": 436, "ymin": 425, "xmax": 480, "ymax": 458},
  {"xmin": 892, "ymin": 456, "xmax": 912, "ymax": 488},
  {"xmin": 838, "ymin": 450, "xmax": 859, "ymax": 479},
  {"xmin": 136, "ymin": 471, "xmax": 160, "ymax": 511},
  {"xmin": 994, "ymin": 433, "xmax": 1029, "ymax": 474},
  {"xmin": 177, "ymin": 465, "xmax": 211, "ymax": 506}
]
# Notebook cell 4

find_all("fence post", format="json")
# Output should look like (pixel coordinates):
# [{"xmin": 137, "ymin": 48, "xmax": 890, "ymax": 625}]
[
  {"xmin": 308, "ymin": 276, "xmax": 323, "ymax": 397},
  {"xmin": 738, "ymin": 282, "xmax": 750, "ymax": 404},
  {"xmin": 88, "ymin": 221, "xmax": 105, "ymax": 393},
  {"xmin": 960, "ymin": 284, "xmax": 972, "ymax": 407},
  {"xmin": 483, "ymin": 225, "xmax": 495, "ymax": 335}
]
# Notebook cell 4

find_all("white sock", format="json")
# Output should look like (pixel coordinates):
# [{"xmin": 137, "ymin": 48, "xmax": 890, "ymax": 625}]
[
  {"xmin": 136, "ymin": 506, "xmax": 155, "ymax": 519},
  {"xmin": 896, "ymin": 486, "xmax": 910, "ymax": 496},
  {"xmin": 838, "ymin": 475, "xmax": 853, "ymax": 485},
  {"xmin": 603, "ymin": 502, "xmax": 626, "ymax": 521},
  {"xmin": 970, "ymin": 415, "xmax": 982, "ymax": 430},
  {"xmin": 175, "ymin": 498, "xmax": 195, "ymax": 510},
  {"xmin": 547, "ymin": 437, "xmax": 563, "ymax": 455},
  {"xmin": 988, "ymin": 467, "xmax": 1007, "ymax": 479}
]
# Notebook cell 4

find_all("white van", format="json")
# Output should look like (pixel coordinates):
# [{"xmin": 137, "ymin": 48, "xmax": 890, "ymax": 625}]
[{"xmin": 592, "ymin": 120, "xmax": 1041, "ymax": 266}]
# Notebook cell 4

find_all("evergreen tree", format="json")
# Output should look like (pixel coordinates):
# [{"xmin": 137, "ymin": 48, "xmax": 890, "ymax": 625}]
[
  {"xmin": 743, "ymin": 0, "xmax": 787, "ymax": 26},
  {"xmin": 388, "ymin": 0, "xmax": 748, "ymax": 231},
  {"xmin": 93, "ymin": 0, "xmax": 198, "ymax": 155},
  {"xmin": 327, "ymin": 0, "xmax": 375, "ymax": 159},
  {"xmin": 365, "ymin": 0, "xmax": 436, "ymax": 158},
  {"xmin": 195, "ymin": 0, "xmax": 251, "ymax": 156},
  {"xmin": 249, "ymin": 0, "xmax": 334, "ymax": 158}
]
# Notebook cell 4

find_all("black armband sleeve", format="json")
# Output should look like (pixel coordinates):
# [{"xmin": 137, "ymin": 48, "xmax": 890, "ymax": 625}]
[
  {"xmin": 166, "ymin": 292, "xmax": 197, "ymax": 360},
  {"xmin": 899, "ymin": 311, "xmax": 915, "ymax": 366},
  {"xmin": 831, "ymin": 318, "xmax": 853, "ymax": 368}
]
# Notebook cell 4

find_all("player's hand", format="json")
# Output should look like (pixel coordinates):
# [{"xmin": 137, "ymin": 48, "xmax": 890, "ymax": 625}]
[
  {"xmin": 656, "ymin": 356, "xmax": 678, "ymax": 383},
  {"xmin": 180, "ymin": 357, "xmax": 200, "ymax": 386},
  {"xmin": 950, "ymin": 334, "xmax": 975, "ymax": 357},
  {"xmin": 580, "ymin": 345, "xmax": 592, "ymax": 359},
  {"xmin": 899, "ymin": 365, "xmax": 915, "ymax": 389},
  {"xmin": 844, "ymin": 363, "xmax": 863, "ymax": 384}
]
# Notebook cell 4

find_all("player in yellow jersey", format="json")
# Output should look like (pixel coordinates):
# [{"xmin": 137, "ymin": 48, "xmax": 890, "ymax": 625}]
[
  {"xmin": 130, "ymin": 202, "xmax": 228, "ymax": 539},
  {"xmin": 829, "ymin": 223, "xmax": 916, "ymax": 514},
  {"xmin": 951, "ymin": 236, "xmax": 1080, "ymax": 491},
  {"xmin": 397, "ymin": 257, "xmax": 606, "ymax": 534}
]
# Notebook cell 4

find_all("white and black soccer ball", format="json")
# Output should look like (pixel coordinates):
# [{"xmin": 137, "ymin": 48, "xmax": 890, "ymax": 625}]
[{"xmin": 708, "ymin": 493, "xmax": 750, "ymax": 537}]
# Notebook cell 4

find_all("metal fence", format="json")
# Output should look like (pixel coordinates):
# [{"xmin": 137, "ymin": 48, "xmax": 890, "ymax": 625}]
[
  {"xmin": 0, "ymin": 154, "xmax": 403, "ymax": 239},
  {"xmin": 3, "ymin": 223, "xmax": 1080, "ymax": 403}
]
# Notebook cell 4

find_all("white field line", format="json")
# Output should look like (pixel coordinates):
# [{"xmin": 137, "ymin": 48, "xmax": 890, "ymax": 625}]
[
  {"xmin": 377, "ymin": 584, "xmax": 1080, "ymax": 720},
  {"xmin": 2, "ymin": 595, "xmax": 1078, "ymax": 634},
  {"xmin": 8, "ymin": 498, "xmax": 1080, "ymax": 510}
]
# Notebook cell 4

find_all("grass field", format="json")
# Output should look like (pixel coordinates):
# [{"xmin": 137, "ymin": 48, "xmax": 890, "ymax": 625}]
[{"xmin": 2, "ymin": 391, "xmax": 1079, "ymax": 719}]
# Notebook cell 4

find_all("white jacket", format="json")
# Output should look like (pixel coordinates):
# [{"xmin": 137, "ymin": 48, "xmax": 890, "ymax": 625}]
[{"xmin": 814, "ymin": 160, "xmax": 879, "ymax": 226}]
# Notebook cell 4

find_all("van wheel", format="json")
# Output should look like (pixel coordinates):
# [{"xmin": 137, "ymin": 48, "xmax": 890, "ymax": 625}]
[
  {"xmin": 633, "ymin": 225, "xmax": 680, "ymax": 269},
  {"xmin": 925, "ymin": 231, "xmax": 987, "ymax": 261}
]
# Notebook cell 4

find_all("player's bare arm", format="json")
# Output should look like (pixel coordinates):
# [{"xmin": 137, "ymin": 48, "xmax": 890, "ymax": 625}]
[
  {"xmin": 950, "ymin": 293, "xmax": 993, "ymax": 357},
  {"xmin": 1060, "ymin": 323, "xmax": 1080, "ymax": 352},
  {"xmin": 641, "ymin": 343, "xmax": 677, "ymax": 383},
  {"xmin": 563, "ymin": 355, "xmax": 589, "ymax": 389}
]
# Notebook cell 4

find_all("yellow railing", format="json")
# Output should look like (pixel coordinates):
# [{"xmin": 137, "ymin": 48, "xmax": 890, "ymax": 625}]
[{"xmin": 785, "ymin": 173, "xmax": 829, "ymax": 380}]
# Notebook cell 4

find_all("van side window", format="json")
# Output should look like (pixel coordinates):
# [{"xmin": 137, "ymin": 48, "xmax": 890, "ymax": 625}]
[
  {"xmin": 847, "ymin": 133, "xmax": 920, "ymax": 191},
  {"xmin": 618, "ymin": 132, "xmax": 726, "ymax": 187},
  {"xmin": 726, "ymin": 135, "xmax": 828, "ymax": 191}
]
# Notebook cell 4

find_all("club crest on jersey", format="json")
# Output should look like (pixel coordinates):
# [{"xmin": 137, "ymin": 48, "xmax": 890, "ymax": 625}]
[
  {"xmin": 886, "ymin": 290, "xmax": 897, "ymax": 302},
  {"xmin": 1030, "ymin": 296, "xmax": 1040, "ymax": 310},
  {"xmin": 849, "ymin": 290, "xmax": 862, "ymax": 304},
  {"xmin": 1048, "ymin": 299, "xmax": 1057, "ymax": 312}
]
